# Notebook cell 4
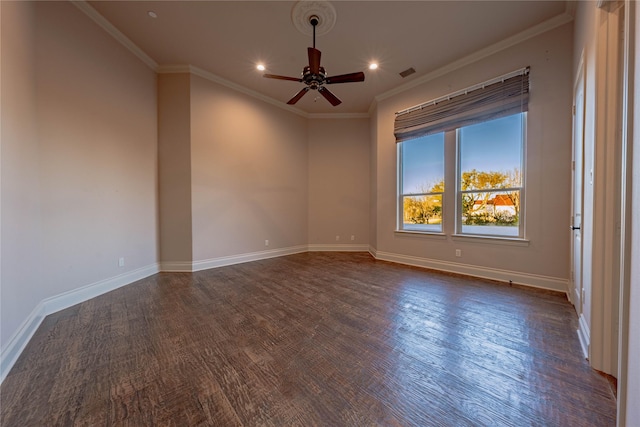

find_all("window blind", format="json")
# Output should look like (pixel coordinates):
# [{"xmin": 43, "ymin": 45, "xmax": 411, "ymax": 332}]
[{"xmin": 394, "ymin": 68, "xmax": 529, "ymax": 143}]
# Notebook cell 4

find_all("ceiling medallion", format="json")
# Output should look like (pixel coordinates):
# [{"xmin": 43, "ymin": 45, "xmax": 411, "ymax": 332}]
[{"xmin": 291, "ymin": 0, "xmax": 337, "ymax": 37}]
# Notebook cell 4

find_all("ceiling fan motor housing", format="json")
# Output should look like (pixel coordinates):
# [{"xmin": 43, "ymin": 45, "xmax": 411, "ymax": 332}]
[
  {"xmin": 262, "ymin": 1, "xmax": 364, "ymax": 106},
  {"xmin": 303, "ymin": 65, "xmax": 326, "ymax": 89}
]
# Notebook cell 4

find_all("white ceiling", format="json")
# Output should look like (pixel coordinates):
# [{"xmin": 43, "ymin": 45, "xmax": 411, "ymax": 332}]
[{"xmin": 86, "ymin": 1, "xmax": 569, "ymax": 115}]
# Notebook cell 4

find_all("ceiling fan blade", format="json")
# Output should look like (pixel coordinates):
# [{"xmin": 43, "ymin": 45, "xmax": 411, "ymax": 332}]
[
  {"xmin": 318, "ymin": 86, "xmax": 342, "ymax": 106},
  {"xmin": 264, "ymin": 74, "xmax": 303, "ymax": 82},
  {"xmin": 287, "ymin": 87, "xmax": 310, "ymax": 105},
  {"xmin": 325, "ymin": 72, "xmax": 366, "ymax": 85},
  {"xmin": 308, "ymin": 47, "xmax": 321, "ymax": 75}
]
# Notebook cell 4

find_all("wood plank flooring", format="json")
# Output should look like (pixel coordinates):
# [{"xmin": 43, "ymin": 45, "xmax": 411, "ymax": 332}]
[{"xmin": 0, "ymin": 252, "xmax": 617, "ymax": 426}]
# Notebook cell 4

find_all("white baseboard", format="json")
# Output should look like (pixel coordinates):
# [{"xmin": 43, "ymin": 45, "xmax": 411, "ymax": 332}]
[
  {"xmin": 1, "ymin": 263, "xmax": 159, "ymax": 383},
  {"xmin": 307, "ymin": 244, "xmax": 369, "ymax": 252},
  {"xmin": 159, "ymin": 261, "xmax": 193, "ymax": 272},
  {"xmin": 2, "ymin": 247, "xmax": 570, "ymax": 384},
  {"xmin": 42, "ymin": 263, "xmax": 160, "ymax": 315},
  {"xmin": 0, "ymin": 301, "xmax": 47, "ymax": 384},
  {"xmin": 572, "ymin": 286, "xmax": 581, "ymax": 309},
  {"xmin": 373, "ymin": 250, "xmax": 568, "ymax": 293},
  {"xmin": 577, "ymin": 314, "xmax": 590, "ymax": 360},
  {"xmin": 368, "ymin": 245, "xmax": 378, "ymax": 258},
  {"xmin": 191, "ymin": 245, "xmax": 308, "ymax": 272}
]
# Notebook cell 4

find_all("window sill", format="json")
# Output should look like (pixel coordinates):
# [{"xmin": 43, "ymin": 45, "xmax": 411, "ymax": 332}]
[
  {"xmin": 394, "ymin": 230, "xmax": 448, "ymax": 240},
  {"xmin": 451, "ymin": 234, "xmax": 529, "ymax": 246},
  {"xmin": 393, "ymin": 230, "xmax": 529, "ymax": 246}
]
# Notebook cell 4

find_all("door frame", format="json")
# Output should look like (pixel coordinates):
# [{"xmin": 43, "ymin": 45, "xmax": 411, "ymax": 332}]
[
  {"xmin": 570, "ymin": 53, "xmax": 586, "ymax": 314},
  {"xmin": 589, "ymin": 0, "xmax": 624, "ymax": 377},
  {"xmin": 616, "ymin": 0, "xmax": 635, "ymax": 423}
]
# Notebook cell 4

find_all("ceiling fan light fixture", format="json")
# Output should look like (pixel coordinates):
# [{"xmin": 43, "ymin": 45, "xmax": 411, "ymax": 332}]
[
  {"xmin": 256, "ymin": 64, "xmax": 266, "ymax": 71},
  {"xmin": 369, "ymin": 63, "xmax": 379, "ymax": 70},
  {"xmin": 264, "ymin": 0, "xmax": 364, "ymax": 107}
]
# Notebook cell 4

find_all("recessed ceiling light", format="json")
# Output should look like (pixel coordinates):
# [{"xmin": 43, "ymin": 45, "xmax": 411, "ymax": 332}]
[
  {"xmin": 257, "ymin": 64, "xmax": 266, "ymax": 71},
  {"xmin": 369, "ymin": 63, "xmax": 378, "ymax": 70},
  {"xmin": 147, "ymin": 11, "xmax": 158, "ymax": 19}
]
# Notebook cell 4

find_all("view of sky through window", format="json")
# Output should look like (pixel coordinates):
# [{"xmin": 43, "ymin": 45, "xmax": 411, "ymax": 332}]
[
  {"xmin": 401, "ymin": 132, "xmax": 444, "ymax": 194},
  {"xmin": 402, "ymin": 114, "xmax": 522, "ymax": 195},
  {"xmin": 460, "ymin": 114, "xmax": 523, "ymax": 175}
]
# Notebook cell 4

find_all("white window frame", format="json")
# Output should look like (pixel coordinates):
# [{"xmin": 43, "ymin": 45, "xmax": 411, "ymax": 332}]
[
  {"xmin": 397, "ymin": 112, "xmax": 527, "ymax": 241},
  {"xmin": 397, "ymin": 135, "xmax": 445, "ymax": 234},
  {"xmin": 455, "ymin": 113, "xmax": 526, "ymax": 239}
]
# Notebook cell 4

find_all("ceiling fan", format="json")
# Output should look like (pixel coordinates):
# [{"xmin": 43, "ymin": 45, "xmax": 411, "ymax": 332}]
[{"xmin": 263, "ymin": 15, "xmax": 365, "ymax": 106}]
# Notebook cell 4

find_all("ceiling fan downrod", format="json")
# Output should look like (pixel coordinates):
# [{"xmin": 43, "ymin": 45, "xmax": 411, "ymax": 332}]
[
  {"xmin": 310, "ymin": 15, "xmax": 319, "ymax": 49},
  {"xmin": 261, "ymin": 12, "xmax": 364, "ymax": 106}
]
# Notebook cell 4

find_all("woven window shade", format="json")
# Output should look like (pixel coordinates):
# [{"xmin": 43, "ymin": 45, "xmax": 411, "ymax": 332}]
[{"xmin": 394, "ymin": 70, "xmax": 529, "ymax": 143}]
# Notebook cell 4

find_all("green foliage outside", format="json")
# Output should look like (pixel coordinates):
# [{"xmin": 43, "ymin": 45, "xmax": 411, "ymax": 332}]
[
  {"xmin": 403, "ymin": 195, "xmax": 442, "ymax": 225},
  {"xmin": 403, "ymin": 168, "xmax": 520, "ymax": 226}
]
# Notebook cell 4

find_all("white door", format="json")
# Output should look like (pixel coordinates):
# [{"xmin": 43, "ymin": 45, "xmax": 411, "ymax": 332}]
[{"xmin": 570, "ymin": 62, "xmax": 585, "ymax": 311}]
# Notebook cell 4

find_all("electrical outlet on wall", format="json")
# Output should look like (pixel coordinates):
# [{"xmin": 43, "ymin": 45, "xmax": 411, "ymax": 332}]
[
  {"xmin": 118, "ymin": 257, "xmax": 125, "ymax": 267},
  {"xmin": 336, "ymin": 235, "xmax": 340, "ymax": 241},
  {"xmin": 455, "ymin": 249, "xmax": 462, "ymax": 257}
]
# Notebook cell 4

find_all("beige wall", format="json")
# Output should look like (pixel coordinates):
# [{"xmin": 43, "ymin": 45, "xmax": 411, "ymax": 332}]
[
  {"xmin": 36, "ymin": 2, "xmax": 158, "ymax": 287},
  {"xmin": 372, "ymin": 23, "xmax": 574, "ymax": 283},
  {"xmin": 158, "ymin": 73, "xmax": 193, "ymax": 264},
  {"xmin": 190, "ymin": 75, "xmax": 309, "ymax": 261},
  {"xmin": 307, "ymin": 118, "xmax": 369, "ymax": 246},
  {"xmin": 1, "ymin": 1, "xmax": 158, "ymax": 349},
  {"xmin": 1, "ymin": 1, "xmax": 43, "ymax": 350},
  {"xmin": 369, "ymin": 113, "xmax": 378, "ymax": 250}
]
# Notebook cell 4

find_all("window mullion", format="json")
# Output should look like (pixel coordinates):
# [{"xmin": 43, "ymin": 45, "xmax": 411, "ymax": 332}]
[
  {"xmin": 459, "ymin": 187, "xmax": 522, "ymax": 194},
  {"xmin": 444, "ymin": 130, "xmax": 457, "ymax": 236}
]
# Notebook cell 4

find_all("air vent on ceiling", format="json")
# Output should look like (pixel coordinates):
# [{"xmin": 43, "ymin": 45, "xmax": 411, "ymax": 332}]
[{"xmin": 399, "ymin": 67, "xmax": 416, "ymax": 78}]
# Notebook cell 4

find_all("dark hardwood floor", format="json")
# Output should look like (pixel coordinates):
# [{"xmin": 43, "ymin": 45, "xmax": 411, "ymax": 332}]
[{"xmin": 1, "ymin": 252, "xmax": 616, "ymax": 426}]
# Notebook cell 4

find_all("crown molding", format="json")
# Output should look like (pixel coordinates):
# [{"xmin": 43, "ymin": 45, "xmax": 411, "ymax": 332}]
[
  {"xmin": 72, "ymin": 1, "xmax": 307, "ymax": 118},
  {"xmin": 308, "ymin": 113, "xmax": 370, "ymax": 119},
  {"xmin": 71, "ymin": 0, "xmax": 367, "ymax": 120},
  {"xmin": 565, "ymin": 0, "xmax": 578, "ymax": 17},
  {"xmin": 374, "ymin": 12, "xmax": 574, "ymax": 104},
  {"xmin": 71, "ymin": 1, "xmax": 158, "ymax": 71},
  {"xmin": 158, "ymin": 65, "xmax": 369, "ymax": 120},
  {"xmin": 368, "ymin": 97, "xmax": 378, "ymax": 117},
  {"xmin": 156, "ymin": 64, "xmax": 192, "ymax": 74},
  {"xmin": 188, "ymin": 65, "xmax": 310, "ymax": 118}
]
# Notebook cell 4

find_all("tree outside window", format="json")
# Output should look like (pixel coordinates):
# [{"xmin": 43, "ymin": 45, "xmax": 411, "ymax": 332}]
[
  {"xmin": 458, "ymin": 114, "xmax": 524, "ymax": 237},
  {"xmin": 398, "ymin": 113, "xmax": 525, "ymax": 238},
  {"xmin": 399, "ymin": 133, "xmax": 444, "ymax": 233}
]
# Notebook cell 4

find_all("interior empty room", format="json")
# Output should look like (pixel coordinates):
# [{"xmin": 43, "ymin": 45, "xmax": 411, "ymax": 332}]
[{"xmin": 1, "ymin": 0, "xmax": 639, "ymax": 425}]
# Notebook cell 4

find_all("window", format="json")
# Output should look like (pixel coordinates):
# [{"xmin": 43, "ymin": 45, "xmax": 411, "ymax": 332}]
[
  {"xmin": 394, "ymin": 69, "xmax": 529, "ymax": 239},
  {"xmin": 397, "ymin": 113, "xmax": 525, "ymax": 238},
  {"xmin": 399, "ymin": 133, "xmax": 445, "ymax": 232},
  {"xmin": 458, "ymin": 114, "xmax": 524, "ymax": 237}
]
